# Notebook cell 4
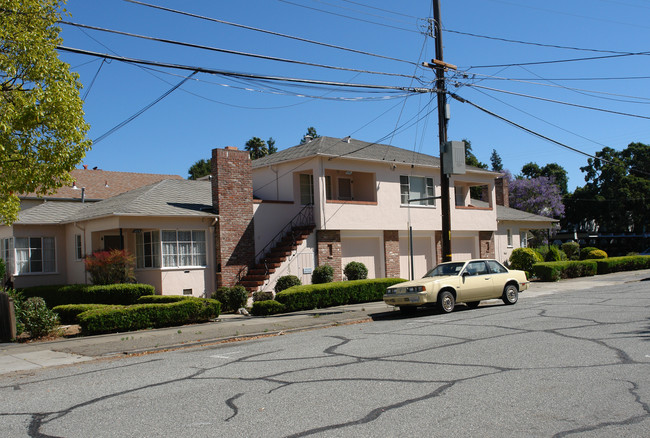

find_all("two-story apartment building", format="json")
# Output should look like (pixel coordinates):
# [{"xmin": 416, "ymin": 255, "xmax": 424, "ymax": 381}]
[{"xmin": 0, "ymin": 136, "xmax": 555, "ymax": 296}]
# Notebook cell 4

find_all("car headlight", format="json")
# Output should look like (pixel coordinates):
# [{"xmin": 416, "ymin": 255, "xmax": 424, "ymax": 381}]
[{"xmin": 406, "ymin": 286, "xmax": 425, "ymax": 293}]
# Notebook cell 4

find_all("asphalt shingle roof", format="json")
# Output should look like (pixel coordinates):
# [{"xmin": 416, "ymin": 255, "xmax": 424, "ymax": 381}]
[
  {"xmin": 472, "ymin": 199, "xmax": 558, "ymax": 224},
  {"xmin": 16, "ymin": 202, "xmax": 87, "ymax": 225}
]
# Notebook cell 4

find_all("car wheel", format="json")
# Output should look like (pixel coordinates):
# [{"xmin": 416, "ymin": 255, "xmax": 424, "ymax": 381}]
[
  {"xmin": 438, "ymin": 291, "xmax": 455, "ymax": 313},
  {"xmin": 399, "ymin": 306, "xmax": 417, "ymax": 315},
  {"xmin": 466, "ymin": 301, "xmax": 480, "ymax": 309},
  {"xmin": 502, "ymin": 284, "xmax": 518, "ymax": 305}
]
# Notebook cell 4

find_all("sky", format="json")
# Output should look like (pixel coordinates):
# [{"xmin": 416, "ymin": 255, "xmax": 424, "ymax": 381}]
[{"xmin": 56, "ymin": 0, "xmax": 650, "ymax": 191}]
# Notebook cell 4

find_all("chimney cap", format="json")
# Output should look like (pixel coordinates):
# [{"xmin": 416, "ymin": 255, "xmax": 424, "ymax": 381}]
[{"xmin": 225, "ymin": 146, "xmax": 238, "ymax": 150}]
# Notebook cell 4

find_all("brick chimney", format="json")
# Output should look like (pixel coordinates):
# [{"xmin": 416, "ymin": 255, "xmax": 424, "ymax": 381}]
[
  {"xmin": 211, "ymin": 147, "xmax": 255, "ymax": 288},
  {"xmin": 495, "ymin": 177, "xmax": 509, "ymax": 208}
]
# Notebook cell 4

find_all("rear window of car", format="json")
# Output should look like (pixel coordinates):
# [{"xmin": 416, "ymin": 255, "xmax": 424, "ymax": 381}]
[{"xmin": 487, "ymin": 260, "xmax": 508, "ymax": 274}]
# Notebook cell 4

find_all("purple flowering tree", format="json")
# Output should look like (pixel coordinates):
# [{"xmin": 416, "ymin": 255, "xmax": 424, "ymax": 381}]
[{"xmin": 509, "ymin": 176, "xmax": 565, "ymax": 219}]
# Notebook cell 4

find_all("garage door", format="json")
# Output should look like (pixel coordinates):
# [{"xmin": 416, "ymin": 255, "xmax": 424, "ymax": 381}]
[
  {"xmin": 399, "ymin": 236, "xmax": 433, "ymax": 280},
  {"xmin": 452, "ymin": 237, "xmax": 476, "ymax": 261},
  {"xmin": 341, "ymin": 237, "xmax": 382, "ymax": 279}
]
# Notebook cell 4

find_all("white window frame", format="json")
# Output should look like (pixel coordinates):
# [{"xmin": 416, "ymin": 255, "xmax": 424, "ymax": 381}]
[
  {"xmin": 14, "ymin": 236, "xmax": 56, "ymax": 275},
  {"xmin": 507, "ymin": 229, "xmax": 513, "ymax": 247},
  {"xmin": 401, "ymin": 175, "xmax": 435, "ymax": 206},
  {"xmin": 136, "ymin": 230, "xmax": 161, "ymax": 269},
  {"xmin": 161, "ymin": 230, "xmax": 206, "ymax": 268},
  {"xmin": 1, "ymin": 238, "xmax": 14, "ymax": 276}
]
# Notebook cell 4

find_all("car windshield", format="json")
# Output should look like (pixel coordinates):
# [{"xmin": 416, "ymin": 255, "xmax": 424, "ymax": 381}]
[{"xmin": 424, "ymin": 262, "xmax": 465, "ymax": 277}]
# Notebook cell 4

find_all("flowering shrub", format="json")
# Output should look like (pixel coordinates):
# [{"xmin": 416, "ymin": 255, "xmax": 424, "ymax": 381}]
[{"xmin": 84, "ymin": 249, "xmax": 136, "ymax": 285}]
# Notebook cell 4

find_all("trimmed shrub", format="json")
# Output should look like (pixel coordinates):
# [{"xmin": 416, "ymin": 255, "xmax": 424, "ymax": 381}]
[
  {"xmin": 532, "ymin": 261, "xmax": 597, "ymax": 282},
  {"xmin": 312, "ymin": 265, "xmax": 334, "ymax": 284},
  {"xmin": 137, "ymin": 295, "xmax": 193, "ymax": 304},
  {"xmin": 544, "ymin": 246, "xmax": 562, "ymax": 262},
  {"xmin": 213, "ymin": 286, "xmax": 248, "ymax": 312},
  {"xmin": 275, "ymin": 278, "xmax": 406, "ymax": 313},
  {"xmin": 53, "ymin": 304, "xmax": 117, "ymax": 324},
  {"xmin": 509, "ymin": 248, "xmax": 543, "ymax": 273},
  {"xmin": 562, "ymin": 241, "xmax": 580, "ymax": 260},
  {"xmin": 19, "ymin": 297, "xmax": 60, "ymax": 338},
  {"xmin": 253, "ymin": 291, "xmax": 274, "ymax": 302},
  {"xmin": 274, "ymin": 275, "xmax": 302, "ymax": 293},
  {"xmin": 595, "ymin": 255, "xmax": 650, "ymax": 275},
  {"xmin": 78, "ymin": 298, "xmax": 221, "ymax": 335},
  {"xmin": 584, "ymin": 249, "xmax": 608, "ymax": 260},
  {"xmin": 344, "ymin": 261, "xmax": 368, "ymax": 280},
  {"xmin": 251, "ymin": 300, "xmax": 286, "ymax": 316},
  {"xmin": 579, "ymin": 247, "xmax": 599, "ymax": 260},
  {"xmin": 0, "ymin": 257, "xmax": 5, "ymax": 284},
  {"xmin": 84, "ymin": 249, "xmax": 136, "ymax": 285},
  {"xmin": 21, "ymin": 283, "xmax": 155, "ymax": 307}
]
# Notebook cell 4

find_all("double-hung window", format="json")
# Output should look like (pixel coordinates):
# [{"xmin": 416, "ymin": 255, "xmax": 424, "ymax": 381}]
[
  {"xmin": 136, "ymin": 231, "xmax": 160, "ymax": 268},
  {"xmin": 299, "ymin": 174, "xmax": 314, "ymax": 205},
  {"xmin": 161, "ymin": 230, "xmax": 206, "ymax": 268},
  {"xmin": 1, "ymin": 238, "xmax": 14, "ymax": 274},
  {"xmin": 75, "ymin": 234, "xmax": 83, "ymax": 260},
  {"xmin": 14, "ymin": 237, "xmax": 55, "ymax": 274},
  {"xmin": 400, "ymin": 175, "xmax": 435, "ymax": 206}
]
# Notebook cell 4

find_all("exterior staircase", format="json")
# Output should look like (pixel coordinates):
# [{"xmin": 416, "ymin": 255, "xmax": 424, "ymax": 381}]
[{"xmin": 239, "ymin": 225, "xmax": 314, "ymax": 292}]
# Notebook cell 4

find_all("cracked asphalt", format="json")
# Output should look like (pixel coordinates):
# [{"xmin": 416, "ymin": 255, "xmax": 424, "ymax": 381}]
[{"xmin": 1, "ymin": 272, "xmax": 649, "ymax": 437}]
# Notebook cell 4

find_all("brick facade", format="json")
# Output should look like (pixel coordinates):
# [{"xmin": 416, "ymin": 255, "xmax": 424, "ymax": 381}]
[
  {"xmin": 495, "ymin": 177, "xmax": 509, "ymax": 207},
  {"xmin": 479, "ymin": 231, "xmax": 495, "ymax": 259},
  {"xmin": 383, "ymin": 230, "xmax": 400, "ymax": 278},
  {"xmin": 316, "ymin": 230, "xmax": 342, "ymax": 281},
  {"xmin": 212, "ymin": 147, "xmax": 255, "ymax": 288}
]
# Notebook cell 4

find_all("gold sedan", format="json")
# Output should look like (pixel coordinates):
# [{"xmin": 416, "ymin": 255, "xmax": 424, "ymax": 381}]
[{"xmin": 384, "ymin": 259, "xmax": 529, "ymax": 314}]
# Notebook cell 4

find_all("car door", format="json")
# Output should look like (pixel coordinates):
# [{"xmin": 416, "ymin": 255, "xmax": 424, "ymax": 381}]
[
  {"xmin": 457, "ymin": 261, "xmax": 494, "ymax": 301},
  {"xmin": 486, "ymin": 260, "xmax": 510, "ymax": 298}
]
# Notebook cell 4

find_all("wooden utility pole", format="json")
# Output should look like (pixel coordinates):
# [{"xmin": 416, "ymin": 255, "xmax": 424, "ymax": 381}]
[{"xmin": 433, "ymin": 0, "xmax": 452, "ymax": 262}]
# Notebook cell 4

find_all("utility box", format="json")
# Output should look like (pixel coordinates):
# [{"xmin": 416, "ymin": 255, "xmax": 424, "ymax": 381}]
[
  {"xmin": 0, "ymin": 291, "xmax": 17, "ymax": 342},
  {"xmin": 442, "ymin": 141, "xmax": 466, "ymax": 175}
]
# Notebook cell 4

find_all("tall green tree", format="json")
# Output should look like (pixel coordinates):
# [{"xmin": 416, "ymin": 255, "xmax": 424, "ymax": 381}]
[
  {"xmin": 520, "ymin": 162, "xmax": 568, "ymax": 195},
  {"xmin": 245, "ymin": 136, "xmax": 268, "ymax": 159},
  {"xmin": 300, "ymin": 127, "xmax": 320, "ymax": 144},
  {"xmin": 1, "ymin": 0, "xmax": 91, "ymax": 225},
  {"xmin": 490, "ymin": 149, "xmax": 503, "ymax": 172},
  {"xmin": 565, "ymin": 143, "xmax": 650, "ymax": 233},
  {"xmin": 187, "ymin": 158, "xmax": 211, "ymax": 180},
  {"xmin": 462, "ymin": 139, "xmax": 488, "ymax": 169},
  {"xmin": 267, "ymin": 137, "xmax": 277, "ymax": 154}
]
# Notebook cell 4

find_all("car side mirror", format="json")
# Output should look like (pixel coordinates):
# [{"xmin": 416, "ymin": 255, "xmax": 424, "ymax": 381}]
[{"xmin": 462, "ymin": 271, "xmax": 470, "ymax": 277}]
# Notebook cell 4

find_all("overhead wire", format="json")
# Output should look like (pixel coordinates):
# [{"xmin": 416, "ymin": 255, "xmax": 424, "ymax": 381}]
[
  {"xmin": 125, "ymin": 0, "xmax": 419, "ymax": 67},
  {"xmin": 465, "ymin": 50, "xmax": 650, "ymax": 69}
]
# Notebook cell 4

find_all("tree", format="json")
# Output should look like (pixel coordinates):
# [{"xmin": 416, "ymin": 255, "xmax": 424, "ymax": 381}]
[
  {"xmin": 520, "ymin": 162, "xmax": 541, "ymax": 179},
  {"xmin": 564, "ymin": 143, "xmax": 650, "ymax": 233},
  {"xmin": 462, "ymin": 139, "xmax": 488, "ymax": 169},
  {"xmin": 1, "ymin": 0, "xmax": 91, "ymax": 225},
  {"xmin": 490, "ymin": 149, "xmax": 503, "ymax": 172},
  {"xmin": 300, "ymin": 127, "xmax": 320, "ymax": 144},
  {"xmin": 245, "ymin": 136, "xmax": 269, "ymax": 159},
  {"xmin": 187, "ymin": 158, "xmax": 211, "ymax": 180},
  {"xmin": 509, "ymin": 176, "xmax": 564, "ymax": 219},
  {"xmin": 267, "ymin": 137, "xmax": 277, "ymax": 154},
  {"xmin": 520, "ymin": 162, "xmax": 568, "ymax": 195}
]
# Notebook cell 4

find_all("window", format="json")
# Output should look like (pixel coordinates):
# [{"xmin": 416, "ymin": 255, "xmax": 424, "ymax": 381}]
[
  {"xmin": 161, "ymin": 230, "xmax": 206, "ymax": 268},
  {"xmin": 75, "ymin": 234, "xmax": 83, "ymax": 260},
  {"xmin": 486, "ymin": 260, "xmax": 508, "ymax": 274},
  {"xmin": 338, "ymin": 178, "xmax": 352, "ymax": 200},
  {"xmin": 1, "ymin": 238, "xmax": 13, "ymax": 274},
  {"xmin": 325, "ymin": 175, "xmax": 332, "ymax": 200},
  {"xmin": 14, "ymin": 237, "xmax": 55, "ymax": 274},
  {"xmin": 299, "ymin": 174, "xmax": 314, "ymax": 205},
  {"xmin": 136, "ymin": 231, "xmax": 160, "ymax": 268},
  {"xmin": 507, "ymin": 229, "xmax": 513, "ymax": 247},
  {"xmin": 464, "ymin": 260, "xmax": 488, "ymax": 276},
  {"xmin": 401, "ymin": 175, "xmax": 434, "ymax": 206}
]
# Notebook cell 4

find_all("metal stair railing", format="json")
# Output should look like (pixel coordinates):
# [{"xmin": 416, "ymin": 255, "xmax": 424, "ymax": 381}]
[{"xmin": 255, "ymin": 204, "xmax": 314, "ymax": 267}]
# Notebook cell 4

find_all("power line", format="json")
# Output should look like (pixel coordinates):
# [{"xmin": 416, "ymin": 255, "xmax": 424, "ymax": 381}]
[
  {"xmin": 466, "ymin": 50, "xmax": 650, "ymax": 69},
  {"xmin": 124, "ymin": 0, "xmax": 418, "ymax": 67},
  {"xmin": 57, "ymin": 45, "xmax": 434, "ymax": 94},
  {"xmin": 60, "ymin": 20, "xmax": 421, "ymax": 81},
  {"xmin": 308, "ymin": 0, "xmax": 418, "ymax": 26},
  {"xmin": 459, "ymin": 83, "xmax": 650, "ymax": 120}
]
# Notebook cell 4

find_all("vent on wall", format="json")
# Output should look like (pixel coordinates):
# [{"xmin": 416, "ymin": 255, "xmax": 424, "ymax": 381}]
[{"xmin": 183, "ymin": 289, "xmax": 192, "ymax": 296}]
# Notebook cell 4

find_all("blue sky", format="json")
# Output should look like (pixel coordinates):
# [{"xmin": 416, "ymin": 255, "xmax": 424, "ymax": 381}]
[{"xmin": 57, "ymin": 0, "xmax": 650, "ymax": 190}]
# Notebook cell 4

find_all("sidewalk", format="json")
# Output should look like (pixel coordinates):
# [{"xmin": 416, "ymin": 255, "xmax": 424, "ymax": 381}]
[{"xmin": 2, "ymin": 269, "xmax": 648, "ymax": 376}]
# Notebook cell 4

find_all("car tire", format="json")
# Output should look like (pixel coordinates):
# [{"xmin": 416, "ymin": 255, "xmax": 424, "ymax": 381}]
[
  {"xmin": 438, "ymin": 291, "xmax": 455, "ymax": 313},
  {"xmin": 399, "ymin": 306, "xmax": 417, "ymax": 315},
  {"xmin": 466, "ymin": 301, "xmax": 480, "ymax": 309},
  {"xmin": 502, "ymin": 284, "xmax": 518, "ymax": 305}
]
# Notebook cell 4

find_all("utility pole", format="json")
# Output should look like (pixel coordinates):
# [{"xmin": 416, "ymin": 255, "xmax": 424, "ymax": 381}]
[{"xmin": 433, "ymin": 0, "xmax": 452, "ymax": 262}]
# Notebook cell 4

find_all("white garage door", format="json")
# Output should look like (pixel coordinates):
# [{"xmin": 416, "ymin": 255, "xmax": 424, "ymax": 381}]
[
  {"xmin": 452, "ymin": 237, "xmax": 476, "ymax": 261},
  {"xmin": 399, "ymin": 236, "xmax": 433, "ymax": 280},
  {"xmin": 341, "ymin": 237, "xmax": 382, "ymax": 279}
]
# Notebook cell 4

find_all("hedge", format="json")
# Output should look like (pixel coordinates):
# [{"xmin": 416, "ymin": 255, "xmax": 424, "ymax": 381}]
[
  {"xmin": 250, "ymin": 300, "xmax": 286, "ymax": 316},
  {"xmin": 275, "ymin": 278, "xmax": 406, "ymax": 313},
  {"xmin": 137, "ymin": 295, "xmax": 194, "ymax": 304},
  {"xmin": 532, "ymin": 261, "xmax": 597, "ymax": 282},
  {"xmin": 77, "ymin": 297, "xmax": 221, "ymax": 335},
  {"xmin": 595, "ymin": 256, "xmax": 650, "ymax": 275},
  {"xmin": 21, "ymin": 284, "xmax": 155, "ymax": 307},
  {"xmin": 53, "ymin": 304, "xmax": 118, "ymax": 325}
]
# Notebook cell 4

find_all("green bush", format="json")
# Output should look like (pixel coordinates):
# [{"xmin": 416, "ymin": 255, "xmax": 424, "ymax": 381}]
[
  {"xmin": 344, "ymin": 261, "xmax": 368, "ymax": 280},
  {"xmin": 213, "ymin": 286, "xmax": 248, "ymax": 312},
  {"xmin": 276, "ymin": 278, "xmax": 406, "ymax": 312},
  {"xmin": 137, "ymin": 295, "xmax": 192, "ymax": 304},
  {"xmin": 19, "ymin": 297, "xmax": 60, "ymax": 338},
  {"xmin": 253, "ymin": 291, "xmax": 274, "ymax": 302},
  {"xmin": 78, "ymin": 297, "xmax": 221, "ymax": 335},
  {"xmin": 312, "ymin": 265, "xmax": 334, "ymax": 284},
  {"xmin": 250, "ymin": 300, "xmax": 286, "ymax": 316},
  {"xmin": 509, "ymin": 248, "xmax": 543, "ymax": 273},
  {"xmin": 274, "ymin": 275, "xmax": 302, "ymax": 293},
  {"xmin": 595, "ymin": 256, "xmax": 650, "ymax": 275},
  {"xmin": 562, "ymin": 242, "xmax": 580, "ymax": 260},
  {"xmin": 53, "ymin": 304, "xmax": 117, "ymax": 324},
  {"xmin": 584, "ymin": 249, "xmax": 608, "ymax": 260},
  {"xmin": 544, "ymin": 246, "xmax": 562, "ymax": 262},
  {"xmin": 579, "ymin": 247, "xmax": 599, "ymax": 260},
  {"xmin": 84, "ymin": 249, "xmax": 136, "ymax": 285},
  {"xmin": 21, "ymin": 283, "xmax": 155, "ymax": 307},
  {"xmin": 532, "ymin": 261, "xmax": 597, "ymax": 282}
]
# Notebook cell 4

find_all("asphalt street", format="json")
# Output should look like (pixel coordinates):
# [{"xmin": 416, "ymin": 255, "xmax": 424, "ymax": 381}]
[{"xmin": 1, "ymin": 270, "xmax": 649, "ymax": 437}]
